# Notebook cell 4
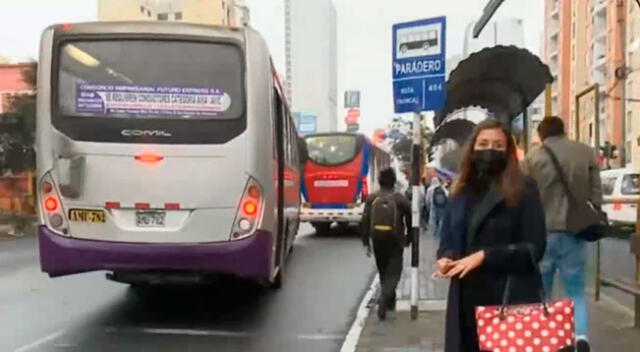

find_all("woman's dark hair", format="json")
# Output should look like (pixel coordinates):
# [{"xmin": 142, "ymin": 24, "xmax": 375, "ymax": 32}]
[
  {"xmin": 537, "ymin": 116, "xmax": 565, "ymax": 140},
  {"xmin": 379, "ymin": 167, "xmax": 396, "ymax": 190},
  {"xmin": 452, "ymin": 119, "xmax": 524, "ymax": 207}
]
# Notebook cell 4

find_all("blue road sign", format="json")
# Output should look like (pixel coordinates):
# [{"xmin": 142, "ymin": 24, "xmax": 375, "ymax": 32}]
[
  {"xmin": 294, "ymin": 112, "xmax": 317, "ymax": 135},
  {"xmin": 392, "ymin": 16, "xmax": 446, "ymax": 113}
]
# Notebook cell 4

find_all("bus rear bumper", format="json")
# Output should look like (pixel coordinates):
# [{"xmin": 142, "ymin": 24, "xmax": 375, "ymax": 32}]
[
  {"xmin": 38, "ymin": 226, "xmax": 273, "ymax": 281},
  {"xmin": 299, "ymin": 207, "xmax": 363, "ymax": 223}
]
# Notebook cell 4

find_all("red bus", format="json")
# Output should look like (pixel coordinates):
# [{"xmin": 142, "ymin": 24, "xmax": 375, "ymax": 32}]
[{"xmin": 300, "ymin": 133, "xmax": 390, "ymax": 233}]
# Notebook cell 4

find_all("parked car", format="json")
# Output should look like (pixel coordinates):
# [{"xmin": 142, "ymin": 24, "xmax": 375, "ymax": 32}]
[{"xmin": 601, "ymin": 168, "xmax": 639, "ymax": 226}]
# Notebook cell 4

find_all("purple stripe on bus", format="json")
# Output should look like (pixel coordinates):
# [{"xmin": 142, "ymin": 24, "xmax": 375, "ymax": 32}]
[{"xmin": 38, "ymin": 226, "xmax": 273, "ymax": 281}]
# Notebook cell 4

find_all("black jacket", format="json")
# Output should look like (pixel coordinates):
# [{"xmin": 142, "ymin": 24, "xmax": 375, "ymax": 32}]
[
  {"xmin": 437, "ymin": 177, "xmax": 547, "ymax": 352},
  {"xmin": 361, "ymin": 190, "xmax": 412, "ymax": 248}
]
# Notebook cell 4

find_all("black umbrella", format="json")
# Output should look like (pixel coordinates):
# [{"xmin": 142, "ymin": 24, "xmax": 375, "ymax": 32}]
[{"xmin": 437, "ymin": 45, "xmax": 553, "ymax": 125}]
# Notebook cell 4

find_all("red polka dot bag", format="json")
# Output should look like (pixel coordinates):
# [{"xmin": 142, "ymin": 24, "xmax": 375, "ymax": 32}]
[{"xmin": 475, "ymin": 250, "xmax": 575, "ymax": 352}]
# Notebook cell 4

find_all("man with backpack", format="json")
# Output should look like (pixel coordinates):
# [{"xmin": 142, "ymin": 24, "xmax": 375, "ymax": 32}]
[{"xmin": 361, "ymin": 168, "xmax": 412, "ymax": 321}]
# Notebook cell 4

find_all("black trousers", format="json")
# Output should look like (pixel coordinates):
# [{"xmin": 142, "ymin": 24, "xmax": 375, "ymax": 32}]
[{"xmin": 372, "ymin": 234, "xmax": 404, "ymax": 309}]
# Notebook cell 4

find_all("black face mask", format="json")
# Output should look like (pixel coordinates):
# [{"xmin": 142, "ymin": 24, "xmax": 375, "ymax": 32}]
[{"xmin": 473, "ymin": 149, "xmax": 508, "ymax": 177}]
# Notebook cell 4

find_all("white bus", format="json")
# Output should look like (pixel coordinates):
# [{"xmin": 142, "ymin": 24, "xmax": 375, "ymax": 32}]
[{"xmin": 36, "ymin": 22, "xmax": 301, "ymax": 287}]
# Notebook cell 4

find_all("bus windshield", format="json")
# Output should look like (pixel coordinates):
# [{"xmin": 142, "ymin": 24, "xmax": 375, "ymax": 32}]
[
  {"xmin": 57, "ymin": 40, "xmax": 244, "ymax": 120},
  {"xmin": 305, "ymin": 135, "xmax": 360, "ymax": 166}
]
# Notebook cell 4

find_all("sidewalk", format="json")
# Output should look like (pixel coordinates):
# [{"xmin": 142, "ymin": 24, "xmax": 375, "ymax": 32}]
[
  {"xmin": 356, "ymin": 229, "xmax": 640, "ymax": 351},
  {"xmin": 356, "ymin": 296, "xmax": 640, "ymax": 351},
  {"xmin": 397, "ymin": 231, "xmax": 448, "ymax": 301}
]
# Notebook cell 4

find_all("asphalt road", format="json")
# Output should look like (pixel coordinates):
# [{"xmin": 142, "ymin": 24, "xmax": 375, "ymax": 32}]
[{"xmin": 0, "ymin": 225, "xmax": 375, "ymax": 352}]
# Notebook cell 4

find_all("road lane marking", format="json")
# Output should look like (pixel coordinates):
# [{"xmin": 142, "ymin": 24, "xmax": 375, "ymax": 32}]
[
  {"xmin": 106, "ymin": 327, "xmax": 343, "ymax": 340},
  {"xmin": 106, "ymin": 327, "xmax": 253, "ymax": 337},
  {"xmin": 14, "ymin": 330, "xmax": 65, "ymax": 352},
  {"xmin": 340, "ymin": 275, "xmax": 379, "ymax": 352},
  {"xmin": 296, "ymin": 334, "xmax": 343, "ymax": 340}
]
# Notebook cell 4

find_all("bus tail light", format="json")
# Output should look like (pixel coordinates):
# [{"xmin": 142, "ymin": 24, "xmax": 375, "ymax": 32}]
[
  {"xmin": 361, "ymin": 177, "xmax": 369, "ymax": 198},
  {"xmin": 231, "ymin": 178, "xmax": 264, "ymax": 240},
  {"xmin": 135, "ymin": 153, "xmax": 164, "ymax": 163},
  {"xmin": 44, "ymin": 197, "xmax": 59, "ymax": 212},
  {"xmin": 243, "ymin": 201, "xmax": 258, "ymax": 215},
  {"xmin": 39, "ymin": 173, "xmax": 70, "ymax": 235}
]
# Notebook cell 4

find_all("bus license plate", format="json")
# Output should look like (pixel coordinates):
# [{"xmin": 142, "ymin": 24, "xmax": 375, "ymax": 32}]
[
  {"xmin": 136, "ymin": 211, "xmax": 166, "ymax": 228},
  {"xmin": 69, "ymin": 209, "xmax": 107, "ymax": 223},
  {"xmin": 314, "ymin": 180, "xmax": 349, "ymax": 187}
]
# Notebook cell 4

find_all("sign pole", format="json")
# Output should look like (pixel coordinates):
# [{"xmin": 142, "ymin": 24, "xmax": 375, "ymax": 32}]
[
  {"xmin": 410, "ymin": 110, "xmax": 422, "ymax": 320},
  {"xmin": 392, "ymin": 16, "xmax": 446, "ymax": 321}
]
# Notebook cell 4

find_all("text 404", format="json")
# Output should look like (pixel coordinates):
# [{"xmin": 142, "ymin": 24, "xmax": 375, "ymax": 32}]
[{"xmin": 427, "ymin": 83, "xmax": 443, "ymax": 92}]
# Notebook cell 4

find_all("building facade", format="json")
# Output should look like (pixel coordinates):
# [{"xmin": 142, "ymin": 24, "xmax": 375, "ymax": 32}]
[
  {"xmin": 626, "ymin": 0, "xmax": 640, "ymax": 169},
  {"xmin": 285, "ymin": 0, "xmax": 337, "ymax": 133},
  {"xmin": 545, "ymin": 0, "xmax": 629, "ymax": 168},
  {"xmin": 543, "ymin": 0, "xmax": 572, "ymax": 127},
  {"xmin": 98, "ymin": 0, "xmax": 243, "ymax": 26}
]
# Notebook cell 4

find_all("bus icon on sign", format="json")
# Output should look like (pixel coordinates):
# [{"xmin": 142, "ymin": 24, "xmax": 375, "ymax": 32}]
[
  {"xmin": 399, "ymin": 30, "xmax": 438, "ymax": 54},
  {"xmin": 395, "ymin": 22, "xmax": 442, "ymax": 59}
]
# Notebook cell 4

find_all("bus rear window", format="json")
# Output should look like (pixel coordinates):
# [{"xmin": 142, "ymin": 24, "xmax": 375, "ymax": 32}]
[
  {"xmin": 57, "ymin": 40, "xmax": 244, "ymax": 120},
  {"xmin": 305, "ymin": 135, "xmax": 359, "ymax": 166}
]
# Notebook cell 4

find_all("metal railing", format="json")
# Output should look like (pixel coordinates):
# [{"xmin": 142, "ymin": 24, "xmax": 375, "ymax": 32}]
[{"xmin": 594, "ymin": 197, "xmax": 640, "ymax": 329}]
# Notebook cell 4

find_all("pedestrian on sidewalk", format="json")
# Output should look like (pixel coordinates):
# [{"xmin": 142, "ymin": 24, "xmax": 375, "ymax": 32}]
[
  {"xmin": 426, "ymin": 176, "xmax": 449, "ymax": 237},
  {"xmin": 434, "ymin": 119, "xmax": 547, "ymax": 352},
  {"xmin": 361, "ymin": 167, "xmax": 411, "ymax": 321},
  {"xmin": 523, "ymin": 116, "xmax": 603, "ymax": 352}
]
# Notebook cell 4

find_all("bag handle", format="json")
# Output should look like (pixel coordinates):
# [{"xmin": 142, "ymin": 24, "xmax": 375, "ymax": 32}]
[{"xmin": 499, "ymin": 246, "xmax": 549, "ymax": 319}]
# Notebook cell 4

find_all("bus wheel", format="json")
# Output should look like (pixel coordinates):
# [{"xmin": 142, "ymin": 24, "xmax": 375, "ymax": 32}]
[
  {"xmin": 272, "ymin": 258, "xmax": 285, "ymax": 289},
  {"xmin": 272, "ymin": 230, "xmax": 288, "ymax": 289},
  {"xmin": 312, "ymin": 222, "xmax": 331, "ymax": 235}
]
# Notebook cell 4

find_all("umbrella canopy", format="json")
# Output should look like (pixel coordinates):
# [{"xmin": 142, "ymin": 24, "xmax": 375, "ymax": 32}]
[{"xmin": 437, "ymin": 45, "xmax": 552, "ymax": 125}]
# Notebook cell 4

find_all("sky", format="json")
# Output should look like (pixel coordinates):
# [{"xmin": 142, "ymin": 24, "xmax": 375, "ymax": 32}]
[{"xmin": 0, "ymin": 0, "xmax": 544, "ymax": 134}]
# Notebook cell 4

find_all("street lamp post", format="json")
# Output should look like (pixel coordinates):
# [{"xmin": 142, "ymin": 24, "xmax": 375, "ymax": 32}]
[{"xmin": 473, "ymin": 0, "xmax": 506, "ymax": 38}]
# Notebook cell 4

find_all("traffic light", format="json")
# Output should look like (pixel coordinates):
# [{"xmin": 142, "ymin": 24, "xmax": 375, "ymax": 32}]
[
  {"xmin": 600, "ymin": 142, "xmax": 618, "ymax": 160},
  {"xmin": 599, "ymin": 142, "xmax": 617, "ymax": 169}
]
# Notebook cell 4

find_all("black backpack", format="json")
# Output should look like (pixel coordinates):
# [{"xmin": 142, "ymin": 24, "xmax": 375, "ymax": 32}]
[
  {"xmin": 370, "ymin": 193, "xmax": 399, "ymax": 235},
  {"xmin": 433, "ymin": 186, "xmax": 447, "ymax": 208}
]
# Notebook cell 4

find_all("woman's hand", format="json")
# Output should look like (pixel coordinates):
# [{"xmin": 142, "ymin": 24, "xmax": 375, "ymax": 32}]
[
  {"xmin": 444, "ymin": 251, "xmax": 485, "ymax": 279},
  {"xmin": 434, "ymin": 258, "xmax": 453, "ymax": 277}
]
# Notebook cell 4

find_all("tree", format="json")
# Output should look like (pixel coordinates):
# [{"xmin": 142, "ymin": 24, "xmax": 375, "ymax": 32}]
[
  {"xmin": 391, "ymin": 137, "xmax": 412, "ymax": 163},
  {"xmin": 390, "ymin": 125, "xmax": 433, "ymax": 163},
  {"xmin": 0, "ymin": 62, "xmax": 37, "ymax": 175}
]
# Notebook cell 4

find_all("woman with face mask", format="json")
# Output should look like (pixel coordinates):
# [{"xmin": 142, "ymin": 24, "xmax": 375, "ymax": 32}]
[{"xmin": 434, "ymin": 119, "xmax": 547, "ymax": 352}]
